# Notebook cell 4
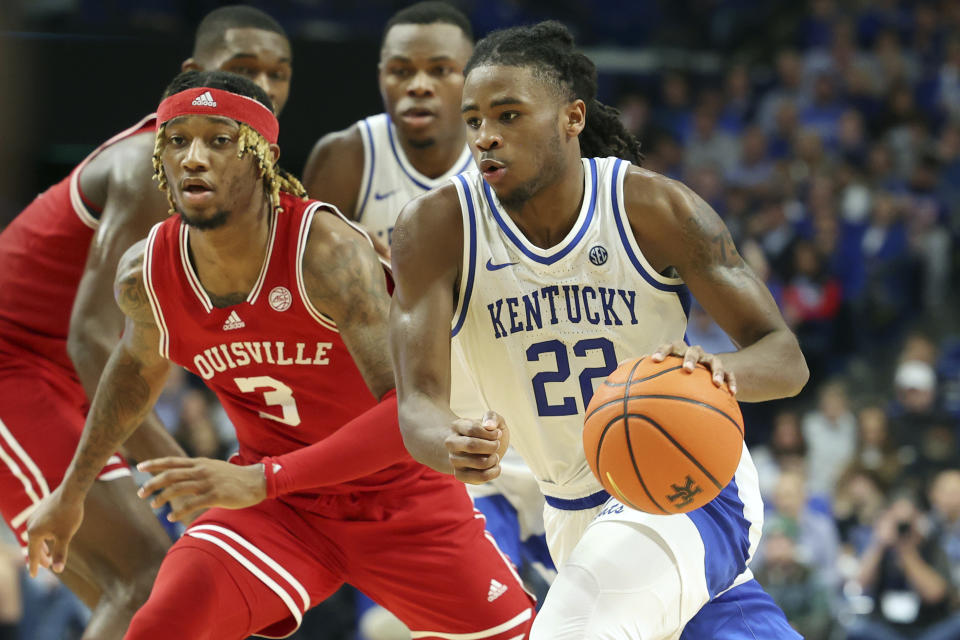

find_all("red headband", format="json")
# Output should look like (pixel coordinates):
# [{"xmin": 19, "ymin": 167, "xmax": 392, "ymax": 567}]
[{"xmin": 156, "ymin": 87, "xmax": 279, "ymax": 144}]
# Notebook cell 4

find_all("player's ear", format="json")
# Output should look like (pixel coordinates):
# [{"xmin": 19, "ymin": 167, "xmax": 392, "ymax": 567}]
[
  {"xmin": 565, "ymin": 99, "xmax": 586, "ymax": 138},
  {"xmin": 181, "ymin": 58, "xmax": 201, "ymax": 72},
  {"xmin": 269, "ymin": 144, "xmax": 280, "ymax": 164}
]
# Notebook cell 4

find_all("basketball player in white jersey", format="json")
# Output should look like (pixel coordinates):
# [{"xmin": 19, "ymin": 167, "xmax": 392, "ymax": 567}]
[
  {"xmin": 303, "ymin": 2, "xmax": 555, "ymax": 601},
  {"xmin": 390, "ymin": 21, "xmax": 809, "ymax": 640},
  {"xmin": 301, "ymin": 1, "xmax": 473, "ymax": 247}
]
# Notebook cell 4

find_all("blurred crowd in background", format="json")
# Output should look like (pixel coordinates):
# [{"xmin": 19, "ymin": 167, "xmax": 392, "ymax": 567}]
[{"xmin": 3, "ymin": 0, "xmax": 960, "ymax": 638}]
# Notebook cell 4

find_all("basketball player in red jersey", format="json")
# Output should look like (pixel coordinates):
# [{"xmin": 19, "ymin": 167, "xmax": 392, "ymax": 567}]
[
  {"xmin": 0, "ymin": 7, "xmax": 291, "ymax": 638},
  {"xmin": 27, "ymin": 71, "xmax": 535, "ymax": 640}
]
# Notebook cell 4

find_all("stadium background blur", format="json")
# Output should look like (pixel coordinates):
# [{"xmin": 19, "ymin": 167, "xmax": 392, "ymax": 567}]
[{"xmin": 2, "ymin": 1, "xmax": 960, "ymax": 638}]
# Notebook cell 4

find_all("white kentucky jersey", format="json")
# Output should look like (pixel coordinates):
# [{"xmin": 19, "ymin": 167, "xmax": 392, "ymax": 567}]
[
  {"xmin": 450, "ymin": 157, "xmax": 693, "ymax": 502},
  {"xmin": 353, "ymin": 113, "xmax": 473, "ymax": 245}
]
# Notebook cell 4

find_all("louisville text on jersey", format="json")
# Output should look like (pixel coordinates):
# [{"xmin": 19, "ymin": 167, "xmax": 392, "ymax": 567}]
[{"xmin": 192, "ymin": 341, "xmax": 334, "ymax": 380}]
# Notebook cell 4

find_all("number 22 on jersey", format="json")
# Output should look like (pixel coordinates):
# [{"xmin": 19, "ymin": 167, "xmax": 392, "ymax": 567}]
[{"xmin": 527, "ymin": 337, "xmax": 618, "ymax": 416}]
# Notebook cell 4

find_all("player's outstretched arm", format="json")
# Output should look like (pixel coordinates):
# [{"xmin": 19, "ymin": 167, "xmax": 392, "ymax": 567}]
[
  {"xmin": 625, "ymin": 167, "xmax": 809, "ymax": 402},
  {"xmin": 67, "ymin": 144, "xmax": 186, "ymax": 464},
  {"xmin": 27, "ymin": 239, "xmax": 171, "ymax": 576},
  {"xmin": 390, "ymin": 187, "xmax": 508, "ymax": 483},
  {"xmin": 301, "ymin": 125, "xmax": 364, "ymax": 216}
]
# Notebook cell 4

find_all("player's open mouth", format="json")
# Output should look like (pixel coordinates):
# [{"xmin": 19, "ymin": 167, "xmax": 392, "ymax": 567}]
[
  {"xmin": 181, "ymin": 179, "xmax": 215, "ymax": 202},
  {"xmin": 479, "ymin": 158, "xmax": 506, "ymax": 184},
  {"xmin": 401, "ymin": 107, "xmax": 436, "ymax": 127}
]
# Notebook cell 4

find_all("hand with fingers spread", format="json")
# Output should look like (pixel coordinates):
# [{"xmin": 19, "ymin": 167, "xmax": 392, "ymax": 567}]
[
  {"xmin": 25, "ymin": 487, "xmax": 83, "ymax": 578},
  {"xmin": 445, "ymin": 411, "xmax": 510, "ymax": 484},
  {"xmin": 651, "ymin": 341, "xmax": 738, "ymax": 395},
  {"xmin": 136, "ymin": 457, "xmax": 266, "ymax": 523}
]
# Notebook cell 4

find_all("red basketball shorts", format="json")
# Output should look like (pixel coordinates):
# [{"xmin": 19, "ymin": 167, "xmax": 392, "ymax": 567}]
[
  {"xmin": 0, "ymin": 356, "xmax": 129, "ymax": 549},
  {"xmin": 134, "ymin": 469, "xmax": 536, "ymax": 639}
]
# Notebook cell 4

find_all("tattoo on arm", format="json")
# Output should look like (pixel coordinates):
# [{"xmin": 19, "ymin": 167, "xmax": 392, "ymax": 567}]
[
  {"xmin": 680, "ymin": 196, "xmax": 764, "ymax": 290},
  {"xmin": 72, "ymin": 344, "xmax": 154, "ymax": 488},
  {"xmin": 303, "ymin": 218, "xmax": 394, "ymax": 396},
  {"xmin": 65, "ymin": 239, "xmax": 170, "ymax": 492}
]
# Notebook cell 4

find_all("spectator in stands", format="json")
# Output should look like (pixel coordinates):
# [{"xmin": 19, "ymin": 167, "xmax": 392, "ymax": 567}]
[
  {"xmin": 753, "ymin": 518, "xmax": 835, "ymax": 640},
  {"xmin": 800, "ymin": 72, "xmax": 847, "ymax": 148},
  {"xmin": 782, "ymin": 240, "xmax": 845, "ymax": 383},
  {"xmin": 848, "ymin": 494, "xmax": 960, "ymax": 640},
  {"xmin": 833, "ymin": 466, "xmax": 887, "ymax": 555},
  {"xmin": 928, "ymin": 469, "xmax": 960, "ymax": 591},
  {"xmin": 803, "ymin": 380, "xmax": 857, "ymax": 497},
  {"xmin": 848, "ymin": 401, "xmax": 904, "ymax": 488},
  {"xmin": 653, "ymin": 71, "xmax": 692, "ymax": 140},
  {"xmin": 727, "ymin": 125, "xmax": 774, "ymax": 195},
  {"xmin": 684, "ymin": 102, "xmax": 740, "ymax": 174},
  {"xmin": 762, "ymin": 469, "xmax": 841, "ymax": 588},
  {"xmin": 752, "ymin": 409, "xmax": 806, "ymax": 501},
  {"xmin": 717, "ymin": 63, "xmax": 755, "ymax": 134},
  {"xmin": 757, "ymin": 48, "xmax": 808, "ymax": 134}
]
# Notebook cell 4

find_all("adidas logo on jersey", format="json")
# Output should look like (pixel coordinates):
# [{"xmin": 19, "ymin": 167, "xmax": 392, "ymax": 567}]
[
  {"xmin": 222, "ymin": 310, "xmax": 245, "ymax": 331},
  {"xmin": 191, "ymin": 91, "xmax": 217, "ymax": 107},
  {"xmin": 486, "ymin": 578, "xmax": 507, "ymax": 602}
]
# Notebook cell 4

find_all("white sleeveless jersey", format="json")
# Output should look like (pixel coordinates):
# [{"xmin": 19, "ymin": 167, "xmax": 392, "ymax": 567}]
[
  {"xmin": 353, "ymin": 113, "xmax": 473, "ymax": 245},
  {"xmin": 352, "ymin": 114, "xmax": 487, "ymax": 426},
  {"xmin": 451, "ymin": 157, "xmax": 692, "ymax": 501}
]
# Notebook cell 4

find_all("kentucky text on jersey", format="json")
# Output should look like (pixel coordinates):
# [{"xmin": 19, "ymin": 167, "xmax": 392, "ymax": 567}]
[
  {"xmin": 486, "ymin": 285, "xmax": 640, "ymax": 339},
  {"xmin": 192, "ymin": 341, "xmax": 334, "ymax": 380}
]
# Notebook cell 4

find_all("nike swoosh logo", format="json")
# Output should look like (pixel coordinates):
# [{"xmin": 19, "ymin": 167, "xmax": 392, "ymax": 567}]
[
  {"xmin": 486, "ymin": 258, "xmax": 519, "ymax": 271},
  {"xmin": 374, "ymin": 190, "xmax": 397, "ymax": 200}
]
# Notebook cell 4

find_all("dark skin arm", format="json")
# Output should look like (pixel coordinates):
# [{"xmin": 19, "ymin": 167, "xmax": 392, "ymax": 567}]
[
  {"xmin": 390, "ymin": 187, "xmax": 507, "ymax": 483},
  {"xmin": 139, "ymin": 210, "xmax": 400, "ymax": 521},
  {"xmin": 301, "ymin": 124, "xmax": 364, "ymax": 217},
  {"xmin": 27, "ymin": 240, "xmax": 172, "ymax": 575},
  {"xmin": 302, "ymin": 125, "xmax": 392, "ymax": 259},
  {"xmin": 626, "ymin": 167, "xmax": 809, "ymax": 401},
  {"xmin": 68, "ymin": 134, "xmax": 187, "ymax": 463}
]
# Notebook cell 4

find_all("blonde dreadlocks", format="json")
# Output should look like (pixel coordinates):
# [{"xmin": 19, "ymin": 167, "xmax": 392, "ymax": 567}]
[{"xmin": 152, "ymin": 122, "xmax": 307, "ymax": 216}]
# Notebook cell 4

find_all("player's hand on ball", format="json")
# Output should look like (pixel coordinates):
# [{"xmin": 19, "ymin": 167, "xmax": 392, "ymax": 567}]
[
  {"xmin": 26, "ymin": 486, "xmax": 83, "ymax": 577},
  {"xmin": 137, "ymin": 457, "xmax": 267, "ymax": 522},
  {"xmin": 651, "ymin": 342, "xmax": 737, "ymax": 395},
  {"xmin": 446, "ymin": 411, "xmax": 510, "ymax": 484}
]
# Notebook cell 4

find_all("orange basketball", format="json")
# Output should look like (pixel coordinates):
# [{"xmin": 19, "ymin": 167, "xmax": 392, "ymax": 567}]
[{"xmin": 583, "ymin": 355, "xmax": 743, "ymax": 514}]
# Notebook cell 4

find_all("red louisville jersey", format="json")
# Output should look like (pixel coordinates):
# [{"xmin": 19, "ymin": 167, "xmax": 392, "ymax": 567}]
[
  {"xmin": 0, "ymin": 114, "xmax": 157, "ymax": 372},
  {"xmin": 143, "ymin": 192, "xmax": 415, "ymax": 498}
]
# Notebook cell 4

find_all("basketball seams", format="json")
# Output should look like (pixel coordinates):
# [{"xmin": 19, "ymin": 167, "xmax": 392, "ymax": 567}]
[
  {"xmin": 628, "ymin": 413, "xmax": 726, "ymax": 491},
  {"xmin": 621, "ymin": 417, "xmax": 670, "ymax": 513},
  {"xmin": 595, "ymin": 415, "xmax": 668, "ymax": 514},
  {"xmin": 584, "ymin": 355, "xmax": 744, "ymax": 515},
  {"xmin": 586, "ymin": 393, "xmax": 742, "ymax": 437},
  {"xmin": 602, "ymin": 363, "xmax": 683, "ymax": 388}
]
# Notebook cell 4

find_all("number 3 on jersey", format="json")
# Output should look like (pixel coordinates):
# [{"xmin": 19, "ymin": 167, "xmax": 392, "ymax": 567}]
[
  {"xmin": 235, "ymin": 376, "xmax": 301, "ymax": 426},
  {"xmin": 526, "ymin": 337, "xmax": 618, "ymax": 416}
]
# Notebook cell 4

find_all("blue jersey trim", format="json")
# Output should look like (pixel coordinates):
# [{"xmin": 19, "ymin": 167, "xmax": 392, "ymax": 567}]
[
  {"xmin": 482, "ymin": 158, "xmax": 599, "ymax": 266},
  {"xmin": 451, "ymin": 174, "xmax": 477, "ymax": 338},
  {"xmin": 355, "ymin": 119, "xmax": 376, "ymax": 221},
  {"xmin": 684, "ymin": 477, "xmax": 752, "ymax": 597},
  {"xmin": 610, "ymin": 159, "xmax": 686, "ymax": 293},
  {"xmin": 455, "ymin": 152, "xmax": 474, "ymax": 175},
  {"xmin": 544, "ymin": 489, "xmax": 610, "ymax": 511}
]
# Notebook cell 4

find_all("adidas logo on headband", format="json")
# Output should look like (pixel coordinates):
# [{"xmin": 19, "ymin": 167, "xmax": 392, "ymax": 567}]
[{"xmin": 191, "ymin": 91, "xmax": 218, "ymax": 108}]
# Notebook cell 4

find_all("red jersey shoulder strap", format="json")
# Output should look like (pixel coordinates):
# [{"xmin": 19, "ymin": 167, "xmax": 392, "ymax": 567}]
[
  {"xmin": 69, "ymin": 113, "xmax": 158, "ymax": 229},
  {"xmin": 142, "ymin": 219, "xmax": 173, "ymax": 359}
]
